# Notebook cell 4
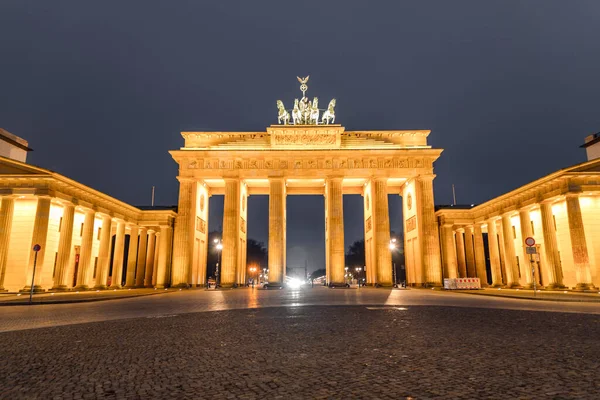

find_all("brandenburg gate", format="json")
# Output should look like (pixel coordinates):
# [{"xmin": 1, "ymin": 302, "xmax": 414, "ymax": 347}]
[{"xmin": 169, "ymin": 77, "xmax": 444, "ymax": 288}]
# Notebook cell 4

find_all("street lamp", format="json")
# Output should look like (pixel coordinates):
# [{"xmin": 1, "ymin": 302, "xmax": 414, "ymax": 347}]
[
  {"xmin": 389, "ymin": 239, "xmax": 397, "ymax": 287},
  {"xmin": 249, "ymin": 266, "xmax": 257, "ymax": 288},
  {"xmin": 344, "ymin": 266, "xmax": 349, "ymax": 285},
  {"xmin": 214, "ymin": 238, "xmax": 223, "ymax": 288},
  {"xmin": 355, "ymin": 267, "xmax": 362, "ymax": 287}
]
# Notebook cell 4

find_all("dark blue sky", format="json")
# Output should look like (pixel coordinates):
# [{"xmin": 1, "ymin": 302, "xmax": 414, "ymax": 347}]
[{"xmin": 1, "ymin": 1, "xmax": 599, "ymax": 271}]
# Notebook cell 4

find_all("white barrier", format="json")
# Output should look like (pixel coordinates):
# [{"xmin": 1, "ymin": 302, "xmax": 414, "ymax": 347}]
[{"xmin": 444, "ymin": 278, "xmax": 481, "ymax": 290}]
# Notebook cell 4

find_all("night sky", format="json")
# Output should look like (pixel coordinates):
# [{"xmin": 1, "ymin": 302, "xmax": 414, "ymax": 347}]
[{"xmin": 1, "ymin": 1, "xmax": 599, "ymax": 272}]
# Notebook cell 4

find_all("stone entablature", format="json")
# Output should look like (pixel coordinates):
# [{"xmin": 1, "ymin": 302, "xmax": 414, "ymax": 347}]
[{"xmin": 180, "ymin": 126, "xmax": 432, "ymax": 150}]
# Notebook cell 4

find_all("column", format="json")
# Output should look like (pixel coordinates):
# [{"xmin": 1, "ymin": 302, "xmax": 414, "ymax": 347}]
[
  {"xmin": 221, "ymin": 178, "xmax": 240, "ymax": 287},
  {"xmin": 501, "ymin": 212, "xmax": 522, "ymax": 288},
  {"xmin": 74, "ymin": 210, "xmax": 95, "ymax": 289},
  {"xmin": 24, "ymin": 196, "xmax": 52, "ymax": 291},
  {"xmin": 268, "ymin": 178, "xmax": 285, "ymax": 286},
  {"xmin": 109, "ymin": 220, "xmax": 126, "ymax": 288},
  {"xmin": 540, "ymin": 201, "xmax": 565, "ymax": 289},
  {"xmin": 135, "ymin": 227, "xmax": 148, "ymax": 287},
  {"xmin": 486, "ymin": 218, "xmax": 503, "ymax": 287},
  {"xmin": 455, "ymin": 229, "xmax": 467, "ymax": 278},
  {"xmin": 417, "ymin": 176, "xmax": 442, "ymax": 285},
  {"xmin": 473, "ymin": 224, "xmax": 488, "ymax": 286},
  {"xmin": 52, "ymin": 203, "xmax": 75, "ymax": 290},
  {"xmin": 94, "ymin": 215, "xmax": 112, "ymax": 289},
  {"xmin": 441, "ymin": 224, "xmax": 458, "ymax": 279},
  {"xmin": 373, "ymin": 178, "xmax": 392, "ymax": 286},
  {"xmin": 0, "ymin": 196, "xmax": 16, "ymax": 291},
  {"xmin": 144, "ymin": 230, "xmax": 156, "ymax": 287},
  {"xmin": 326, "ymin": 177, "xmax": 345, "ymax": 285},
  {"xmin": 566, "ymin": 194, "xmax": 595, "ymax": 290},
  {"xmin": 152, "ymin": 232, "xmax": 160, "ymax": 286},
  {"xmin": 464, "ymin": 226, "xmax": 476, "ymax": 277},
  {"xmin": 518, "ymin": 208, "xmax": 536, "ymax": 287},
  {"xmin": 124, "ymin": 225, "xmax": 139, "ymax": 288},
  {"xmin": 171, "ymin": 178, "xmax": 195, "ymax": 288},
  {"xmin": 155, "ymin": 226, "xmax": 171, "ymax": 288}
]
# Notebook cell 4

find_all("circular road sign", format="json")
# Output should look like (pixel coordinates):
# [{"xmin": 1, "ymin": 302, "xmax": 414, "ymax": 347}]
[
  {"xmin": 525, "ymin": 237, "xmax": 535, "ymax": 247},
  {"xmin": 33, "ymin": 244, "xmax": 41, "ymax": 252}
]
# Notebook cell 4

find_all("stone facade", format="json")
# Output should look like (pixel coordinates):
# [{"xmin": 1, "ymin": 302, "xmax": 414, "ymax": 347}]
[
  {"xmin": 435, "ymin": 159, "xmax": 600, "ymax": 290},
  {"xmin": 0, "ymin": 156, "xmax": 175, "ymax": 292},
  {"xmin": 170, "ymin": 125, "xmax": 444, "ymax": 287}
]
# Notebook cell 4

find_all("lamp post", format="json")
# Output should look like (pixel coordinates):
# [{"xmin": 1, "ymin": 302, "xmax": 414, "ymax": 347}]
[
  {"xmin": 355, "ymin": 267, "xmax": 362, "ymax": 287},
  {"xmin": 344, "ymin": 266, "xmax": 349, "ymax": 285},
  {"xmin": 214, "ymin": 238, "xmax": 223, "ymax": 289},
  {"xmin": 389, "ymin": 238, "xmax": 397, "ymax": 287},
  {"xmin": 250, "ymin": 266, "xmax": 257, "ymax": 288}
]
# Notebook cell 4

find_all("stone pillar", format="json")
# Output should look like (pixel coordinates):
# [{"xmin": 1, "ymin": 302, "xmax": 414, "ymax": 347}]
[
  {"xmin": 155, "ymin": 226, "xmax": 171, "ymax": 288},
  {"xmin": 152, "ymin": 232, "xmax": 160, "ymax": 286},
  {"xmin": 0, "ymin": 196, "xmax": 16, "ymax": 291},
  {"xmin": 540, "ymin": 201, "xmax": 565, "ymax": 289},
  {"xmin": 464, "ymin": 226, "xmax": 476, "ymax": 277},
  {"xmin": 326, "ymin": 177, "xmax": 345, "ymax": 285},
  {"xmin": 109, "ymin": 220, "xmax": 126, "ymax": 288},
  {"xmin": 518, "ymin": 208, "xmax": 536, "ymax": 287},
  {"xmin": 268, "ymin": 178, "xmax": 285, "ymax": 286},
  {"xmin": 455, "ymin": 229, "xmax": 467, "ymax": 278},
  {"xmin": 565, "ymin": 194, "xmax": 595, "ymax": 290},
  {"xmin": 501, "ymin": 213, "xmax": 521, "ymax": 288},
  {"xmin": 417, "ymin": 176, "xmax": 442, "ymax": 285},
  {"xmin": 171, "ymin": 178, "xmax": 195, "ymax": 288},
  {"xmin": 94, "ymin": 215, "xmax": 113, "ymax": 289},
  {"xmin": 144, "ymin": 230, "xmax": 156, "ymax": 287},
  {"xmin": 125, "ymin": 225, "xmax": 139, "ymax": 288},
  {"xmin": 487, "ymin": 218, "xmax": 503, "ymax": 287},
  {"xmin": 473, "ymin": 224, "xmax": 488, "ymax": 286},
  {"xmin": 221, "ymin": 178, "xmax": 240, "ymax": 287},
  {"xmin": 372, "ymin": 178, "xmax": 392, "ymax": 286},
  {"xmin": 441, "ymin": 224, "xmax": 458, "ymax": 279},
  {"xmin": 135, "ymin": 227, "xmax": 148, "ymax": 287},
  {"xmin": 74, "ymin": 210, "xmax": 95, "ymax": 289},
  {"xmin": 25, "ymin": 196, "xmax": 52, "ymax": 291},
  {"xmin": 52, "ymin": 203, "xmax": 76, "ymax": 290}
]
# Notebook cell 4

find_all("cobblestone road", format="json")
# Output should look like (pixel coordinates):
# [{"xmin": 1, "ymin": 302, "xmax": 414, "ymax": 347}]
[{"xmin": 1, "ymin": 305, "xmax": 599, "ymax": 399}]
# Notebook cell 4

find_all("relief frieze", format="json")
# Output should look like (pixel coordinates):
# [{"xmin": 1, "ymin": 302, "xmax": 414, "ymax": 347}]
[{"xmin": 185, "ymin": 156, "xmax": 429, "ymax": 171}]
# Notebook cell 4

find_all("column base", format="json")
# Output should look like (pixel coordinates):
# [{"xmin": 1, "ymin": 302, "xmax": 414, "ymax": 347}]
[
  {"xmin": 73, "ymin": 285, "xmax": 90, "ymax": 291},
  {"xmin": 93, "ymin": 285, "xmax": 108, "ymax": 290},
  {"xmin": 51, "ymin": 285, "xmax": 70, "ymax": 291},
  {"xmin": 490, "ymin": 283, "xmax": 504, "ymax": 288},
  {"xmin": 20, "ymin": 286, "xmax": 45, "ymax": 293},
  {"xmin": 545, "ymin": 283, "xmax": 566, "ymax": 290},
  {"xmin": 109, "ymin": 285, "xmax": 122, "ymax": 290},
  {"xmin": 573, "ymin": 283, "xmax": 597, "ymax": 291},
  {"xmin": 374, "ymin": 282, "xmax": 394, "ymax": 288},
  {"xmin": 171, "ymin": 283, "xmax": 190, "ymax": 289},
  {"xmin": 505, "ymin": 283, "xmax": 523, "ymax": 289}
]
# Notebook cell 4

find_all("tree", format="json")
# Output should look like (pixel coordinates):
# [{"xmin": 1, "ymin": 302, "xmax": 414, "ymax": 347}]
[
  {"xmin": 309, "ymin": 268, "xmax": 326, "ymax": 281},
  {"xmin": 246, "ymin": 239, "xmax": 267, "ymax": 280},
  {"xmin": 345, "ymin": 239, "xmax": 365, "ymax": 269}
]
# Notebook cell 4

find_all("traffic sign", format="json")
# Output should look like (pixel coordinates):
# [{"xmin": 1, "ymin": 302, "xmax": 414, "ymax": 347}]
[
  {"xmin": 526, "ymin": 246, "xmax": 537, "ymax": 254},
  {"xmin": 525, "ymin": 237, "xmax": 535, "ymax": 246},
  {"xmin": 32, "ymin": 244, "xmax": 41, "ymax": 252}
]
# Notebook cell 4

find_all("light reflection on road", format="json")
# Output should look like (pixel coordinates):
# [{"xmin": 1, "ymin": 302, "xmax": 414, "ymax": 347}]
[{"xmin": 1, "ymin": 286, "xmax": 599, "ymax": 333}]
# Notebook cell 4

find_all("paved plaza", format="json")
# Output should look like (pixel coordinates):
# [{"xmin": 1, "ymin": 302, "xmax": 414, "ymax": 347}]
[{"xmin": 1, "ymin": 287, "xmax": 599, "ymax": 399}]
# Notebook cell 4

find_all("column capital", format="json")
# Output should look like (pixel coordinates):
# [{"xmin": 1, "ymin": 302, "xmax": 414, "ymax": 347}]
[
  {"xmin": 455, "ymin": 227, "xmax": 465, "ymax": 233},
  {"xmin": 176, "ymin": 176, "xmax": 196, "ymax": 183},
  {"xmin": 501, "ymin": 209, "xmax": 517, "ymax": 218},
  {"xmin": 416, "ymin": 174, "xmax": 436, "ymax": 182},
  {"xmin": 565, "ymin": 192, "xmax": 581, "ymax": 199}
]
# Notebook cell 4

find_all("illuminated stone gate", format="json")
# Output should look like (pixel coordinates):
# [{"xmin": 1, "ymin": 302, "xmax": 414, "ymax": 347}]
[{"xmin": 169, "ymin": 79, "xmax": 444, "ymax": 287}]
